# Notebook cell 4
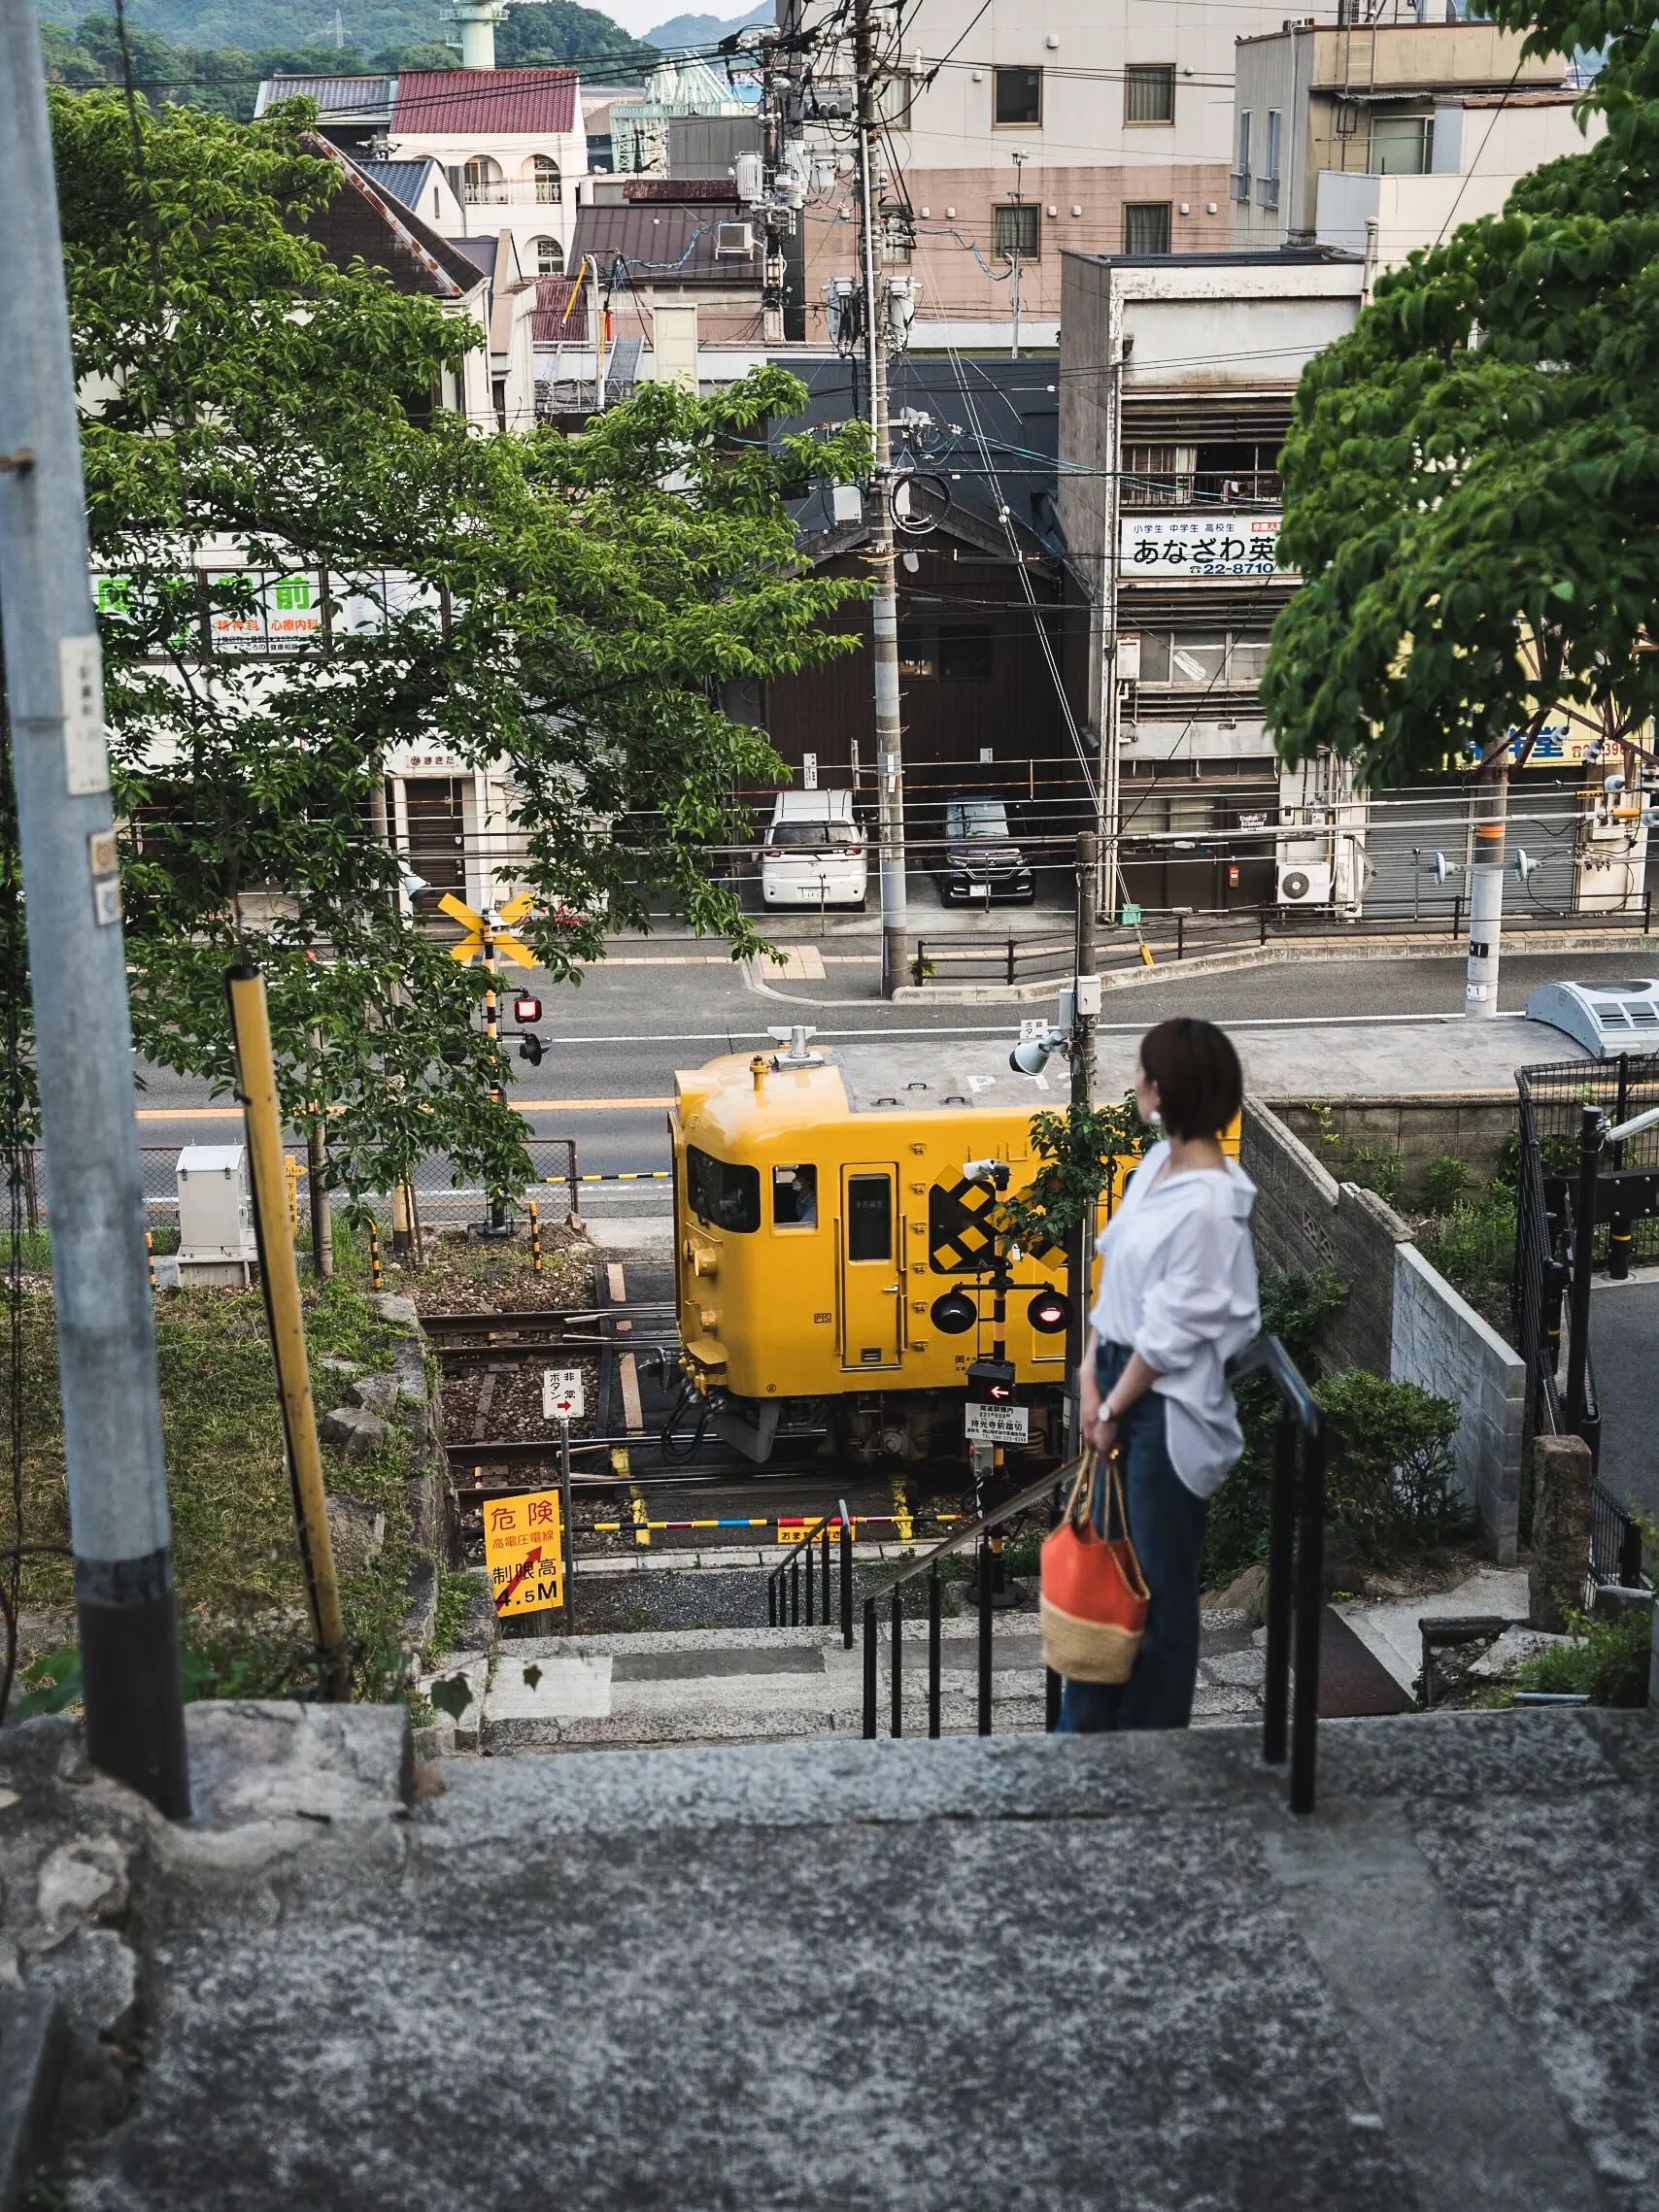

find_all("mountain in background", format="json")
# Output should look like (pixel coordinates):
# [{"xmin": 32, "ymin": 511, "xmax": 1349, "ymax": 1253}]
[
  {"xmin": 642, "ymin": 3, "xmax": 769, "ymax": 50},
  {"xmin": 37, "ymin": 0, "xmax": 654, "ymax": 69}
]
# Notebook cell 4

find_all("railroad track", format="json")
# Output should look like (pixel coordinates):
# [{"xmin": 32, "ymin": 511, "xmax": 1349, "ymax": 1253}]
[{"xmin": 423, "ymin": 1304, "xmax": 679, "ymax": 1366}]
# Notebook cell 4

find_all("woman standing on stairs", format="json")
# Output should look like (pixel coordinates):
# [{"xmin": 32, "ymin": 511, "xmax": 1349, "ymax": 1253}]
[{"xmin": 1061, "ymin": 1017, "xmax": 1261, "ymax": 1733}]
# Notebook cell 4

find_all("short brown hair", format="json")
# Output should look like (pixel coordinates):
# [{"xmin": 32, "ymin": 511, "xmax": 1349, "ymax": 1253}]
[{"xmin": 1138, "ymin": 1018, "xmax": 1242, "ymax": 1141}]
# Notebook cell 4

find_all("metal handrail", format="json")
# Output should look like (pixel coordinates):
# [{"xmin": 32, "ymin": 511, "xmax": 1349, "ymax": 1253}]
[{"xmin": 767, "ymin": 1500, "xmax": 854, "ymax": 1647}]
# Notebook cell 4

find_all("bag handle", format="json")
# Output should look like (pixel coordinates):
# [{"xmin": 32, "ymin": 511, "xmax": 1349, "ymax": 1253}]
[{"xmin": 1064, "ymin": 1449, "xmax": 1100, "ymax": 1533}]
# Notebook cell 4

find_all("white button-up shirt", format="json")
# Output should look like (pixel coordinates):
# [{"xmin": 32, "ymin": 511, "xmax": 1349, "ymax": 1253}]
[{"xmin": 1090, "ymin": 1140, "xmax": 1262, "ymax": 1499}]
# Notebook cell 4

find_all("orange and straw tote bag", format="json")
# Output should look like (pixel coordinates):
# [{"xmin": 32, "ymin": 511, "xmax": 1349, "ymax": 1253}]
[{"xmin": 1039, "ymin": 1450, "xmax": 1150, "ymax": 1683}]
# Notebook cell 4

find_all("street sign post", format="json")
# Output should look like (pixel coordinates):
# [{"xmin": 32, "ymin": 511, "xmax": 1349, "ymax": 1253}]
[
  {"xmin": 483, "ymin": 1488, "xmax": 565, "ymax": 1620},
  {"xmin": 542, "ymin": 1367, "xmax": 585, "ymax": 1423},
  {"xmin": 964, "ymin": 1399, "xmax": 1031, "ymax": 1445},
  {"xmin": 442, "ymin": 891, "xmax": 537, "ymax": 1232}
]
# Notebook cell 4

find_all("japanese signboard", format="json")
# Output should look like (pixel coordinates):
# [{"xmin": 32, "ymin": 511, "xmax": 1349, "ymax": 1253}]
[
  {"xmin": 542, "ymin": 1367, "xmax": 585, "ymax": 1423},
  {"xmin": 1121, "ymin": 514, "xmax": 1283, "ymax": 580},
  {"xmin": 483, "ymin": 1489, "xmax": 565, "ymax": 1618},
  {"xmin": 965, "ymin": 1400, "xmax": 1031, "ymax": 1445}
]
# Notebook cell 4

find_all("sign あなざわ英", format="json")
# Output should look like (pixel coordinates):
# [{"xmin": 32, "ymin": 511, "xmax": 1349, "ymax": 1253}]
[
  {"xmin": 1120, "ymin": 514, "xmax": 1282, "ymax": 579},
  {"xmin": 484, "ymin": 1490, "xmax": 564, "ymax": 1617}
]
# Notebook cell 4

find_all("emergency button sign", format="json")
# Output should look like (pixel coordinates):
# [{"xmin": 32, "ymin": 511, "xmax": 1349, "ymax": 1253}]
[{"xmin": 484, "ymin": 1489, "xmax": 564, "ymax": 1618}]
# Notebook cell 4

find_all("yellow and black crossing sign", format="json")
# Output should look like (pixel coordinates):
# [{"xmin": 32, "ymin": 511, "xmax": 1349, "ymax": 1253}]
[
  {"xmin": 440, "ymin": 891, "xmax": 537, "ymax": 971},
  {"xmin": 927, "ymin": 1175, "xmax": 1063, "ymax": 1276}
]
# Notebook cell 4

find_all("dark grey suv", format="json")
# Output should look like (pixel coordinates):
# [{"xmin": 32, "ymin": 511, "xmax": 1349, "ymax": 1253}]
[{"xmin": 934, "ymin": 793, "xmax": 1035, "ymax": 904}]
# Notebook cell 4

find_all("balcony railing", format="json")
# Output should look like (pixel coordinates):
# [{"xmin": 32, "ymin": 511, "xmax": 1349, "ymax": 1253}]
[
  {"xmin": 1121, "ymin": 468, "xmax": 1283, "ymax": 509},
  {"xmin": 1230, "ymin": 168, "xmax": 1250, "ymax": 205},
  {"xmin": 1257, "ymin": 172, "xmax": 1281, "ymax": 211},
  {"xmin": 461, "ymin": 180, "xmax": 562, "ymax": 206}
]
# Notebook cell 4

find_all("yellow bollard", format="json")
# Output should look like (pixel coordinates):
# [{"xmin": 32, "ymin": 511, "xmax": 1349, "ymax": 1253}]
[
  {"xmin": 528, "ymin": 1198, "xmax": 542, "ymax": 1275},
  {"xmin": 369, "ymin": 1219, "xmax": 383, "ymax": 1293},
  {"xmin": 284, "ymin": 1153, "xmax": 300, "ymax": 1232},
  {"xmin": 145, "ymin": 1228, "xmax": 155, "ymax": 1291}
]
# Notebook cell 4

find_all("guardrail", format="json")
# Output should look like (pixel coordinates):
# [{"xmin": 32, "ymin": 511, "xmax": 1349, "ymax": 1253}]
[
  {"xmin": 768, "ymin": 1504, "xmax": 854, "ymax": 1647},
  {"xmin": 854, "ymin": 1332, "xmax": 1328, "ymax": 1813}
]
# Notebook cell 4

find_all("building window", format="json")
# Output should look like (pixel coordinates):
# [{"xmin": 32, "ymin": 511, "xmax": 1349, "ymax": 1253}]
[
  {"xmin": 462, "ymin": 154, "xmax": 504, "ymax": 205},
  {"xmin": 1123, "ymin": 201, "xmax": 1171, "ymax": 254},
  {"xmin": 1259, "ymin": 110, "xmax": 1281, "ymax": 208},
  {"xmin": 874, "ymin": 72, "xmax": 912, "ymax": 127},
  {"xmin": 527, "ymin": 153, "xmax": 561, "ymax": 203},
  {"xmin": 1125, "ymin": 64, "xmax": 1174, "ymax": 124},
  {"xmin": 993, "ymin": 66, "xmax": 1041, "ymax": 125},
  {"xmin": 1233, "ymin": 111, "xmax": 1251, "ymax": 204},
  {"xmin": 994, "ymin": 202, "xmax": 1040, "ymax": 261},
  {"xmin": 1369, "ymin": 113, "xmax": 1434, "ymax": 174},
  {"xmin": 1134, "ymin": 632, "xmax": 1275, "ymax": 687},
  {"xmin": 532, "ymin": 235, "xmax": 564, "ymax": 276}
]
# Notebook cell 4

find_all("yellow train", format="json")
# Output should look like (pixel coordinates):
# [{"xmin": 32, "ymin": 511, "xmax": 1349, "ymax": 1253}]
[{"xmin": 669, "ymin": 1025, "xmax": 1099, "ymax": 1469}]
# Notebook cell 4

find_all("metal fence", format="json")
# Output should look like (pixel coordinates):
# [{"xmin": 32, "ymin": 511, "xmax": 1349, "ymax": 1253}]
[{"xmin": 44, "ymin": 1138, "xmax": 582, "ymax": 1241}]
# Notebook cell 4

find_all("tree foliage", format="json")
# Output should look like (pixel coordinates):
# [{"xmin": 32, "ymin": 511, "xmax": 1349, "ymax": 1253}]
[
  {"xmin": 995, "ymin": 1094, "xmax": 1153, "ymax": 1257},
  {"xmin": 1262, "ymin": 3, "xmax": 1659, "ymax": 784},
  {"xmin": 44, "ymin": 89, "xmax": 868, "ymax": 1199}
]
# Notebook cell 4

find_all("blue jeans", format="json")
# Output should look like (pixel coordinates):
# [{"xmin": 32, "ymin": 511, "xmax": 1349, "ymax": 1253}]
[{"xmin": 1057, "ymin": 1342, "xmax": 1208, "ymax": 1733}]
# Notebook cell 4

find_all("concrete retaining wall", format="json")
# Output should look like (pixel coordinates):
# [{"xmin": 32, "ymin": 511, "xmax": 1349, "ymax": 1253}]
[
  {"xmin": 1241, "ymin": 1096, "xmax": 1523, "ymax": 1562},
  {"xmin": 1271, "ymin": 1093, "xmax": 1516, "ymax": 1202},
  {"xmin": 1391, "ymin": 1244, "xmax": 1524, "ymax": 1565}
]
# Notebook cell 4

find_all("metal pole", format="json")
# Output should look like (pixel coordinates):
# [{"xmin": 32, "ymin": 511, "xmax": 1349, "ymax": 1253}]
[
  {"xmin": 1290, "ymin": 1427, "xmax": 1326, "ymax": 1817},
  {"xmin": 821, "ymin": 1521, "xmax": 830, "ymax": 1619},
  {"xmin": 977, "ymin": 1532, "xmax": 993, "ymax": 1734},
  {"xmin": 1262, "ymin": 1410, "xmax": 1296, "ymax": 1765},
  {"xmin": 863, "ymin": 1595, "xmax": 877, "ymax": 1736},
  {"xmin": 890, "ymin": 1583, "xmax": 902, "ymax": 1736},
  {"xmin": 227, "ymin": 970, "xmax": 349, "ymax": 1698},
  {"xmin": 856, "ymin": 0, "xmax": 908, "ymax": 999},
  {"xmin": 306, "ymin": 1047, "xmax": 333, "ymax": 1281},
  {"xmin": 1565, "ymin": 1104, "xmax": 1602, "ymax": 1437},
  {"xmin": 840, "ymin": 1497, "xmax": 853, "ymax": 1649},
  {"xmin": 484, "ymin": 921, "xmax": 506, "ymax": 1231},
  {"xmin": 0, "ymin": 18, "xmax": 189, "ymax": 1814},
  {"xmin": 559, "ymin": 1419, "xmax": 573, "ymax": 1636},
  {"xmin": 929, "ymin": 1566, "xmax": 941, "ymax": 1738},
  {"xmin": 1066, "ymin": 830, "xmax": 1099, "ymax": 1459},
  {"xmin": 1464, "ymin": 758, "xmax": 1508, "ymax": 1019},
  {"xmin": 1098, "ymin": 302, "xmax": 1125, "ymax": 925}
]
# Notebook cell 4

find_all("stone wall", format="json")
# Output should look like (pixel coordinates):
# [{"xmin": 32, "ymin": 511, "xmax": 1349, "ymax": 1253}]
[
  {"xmin": 1242, "ymin": 1096, "xmax": 1523, "ymax": 1562},
  {"xmin": 1271, "ymin": 1093, "xmax": 1517, "ymax": 1203},
  {"xmin": 1392, "ymin": 1243, "xmax": 1525, "ymax": 1565},
  {"xmin": 1241, "ymin": 1096, "xmax": 1411, "ymax": 1377}
]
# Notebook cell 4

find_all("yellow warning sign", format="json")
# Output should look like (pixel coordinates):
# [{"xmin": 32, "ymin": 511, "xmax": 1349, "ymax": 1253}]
[{"xmin": 483, "ymin": 1488, "xmax": 564, "ymax": 1617}]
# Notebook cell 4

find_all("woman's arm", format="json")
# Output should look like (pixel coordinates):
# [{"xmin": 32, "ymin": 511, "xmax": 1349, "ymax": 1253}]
[{"xmin": 1091, "ymin": 1349, "xmax": 1163, "ymax": 1454}]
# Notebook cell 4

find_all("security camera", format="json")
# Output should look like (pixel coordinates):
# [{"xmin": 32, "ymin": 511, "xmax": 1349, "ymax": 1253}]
[
  {"xmin": 398, "ymin": 860, "xmax": 430, "ymax": 897},
  {"xmin": 962, "ymin": 1158, "xmax": 1010, "ymax": 1190},
  {"xmin": 1010, "ymin": 1025, "xmax": 1067, "ymax": 1076}
]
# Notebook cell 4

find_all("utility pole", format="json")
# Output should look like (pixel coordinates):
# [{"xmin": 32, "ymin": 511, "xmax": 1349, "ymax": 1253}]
[
  {"xmin": 0, "ymin": 3, "xmax": 189, "ymax": 1815},
  {"xmin": 1464, "ymin": 754, "xmax": 1508, "ymax": 1020},
  {"xmin": 1066, "ymin": 832, "xmax": 1099, "ymax": 1454},
  {"xmin": 1097, "ymin": 280, "xmax": 1127, "ymax": 924},
  {"xmin": 854, "ymin": 0, "xmax": 908, "ymax": 999},
  {"xmin": 1009, "ymin": 150, "xmax": 1026, "ymax": 361}
]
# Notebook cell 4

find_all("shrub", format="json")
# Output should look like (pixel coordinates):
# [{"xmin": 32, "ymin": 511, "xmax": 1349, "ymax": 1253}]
[
  {"xmin": 1415, "ymin": 1186, "xmax": 1517, "ymax": 1307},
  {"xmin": 1202, "ymin": 1267, "xmax": 1349, "ymax": 1587},
  {"xmin": 1313, "ymin": 1369, "xmax": 1464, "ymax": 1558},
  {"xmin": 1514, "ymin": 1603, "xmax": 1651, "ymax": 1707},
  {"xmin": 1349, "ymin": 1148, "xmax": 1404, "ymax": 1209},
  {"xmin": 1421, "ymin": 1154, "xmax": 1469, "ymax": 1214}
]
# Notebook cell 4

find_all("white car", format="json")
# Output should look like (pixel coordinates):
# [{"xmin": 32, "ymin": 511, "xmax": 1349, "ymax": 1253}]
[{"xmin": 761, "ymin": 790, "xmax": 868, "ymax": 910}]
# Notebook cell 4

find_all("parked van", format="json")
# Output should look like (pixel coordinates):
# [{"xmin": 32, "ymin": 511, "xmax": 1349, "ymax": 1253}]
[{"xmin": 761, "ymin": 789, "xmax": 867, "ymax": 910}]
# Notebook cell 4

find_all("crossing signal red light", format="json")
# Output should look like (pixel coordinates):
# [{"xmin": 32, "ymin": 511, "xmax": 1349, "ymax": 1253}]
[
  {"xmin": 1027, "ymin": 1290, "xmax": 1070, "ymax": 1335},
  {"xmin": 514, "ymin": 995, "xmax": 542, "ymax": 1025}
]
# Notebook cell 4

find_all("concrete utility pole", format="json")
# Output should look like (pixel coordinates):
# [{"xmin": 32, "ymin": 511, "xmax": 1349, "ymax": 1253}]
[
  {"xmin": 1009, "ymin": 150, "xmax": 1026, "ymax": 362},
  {"xmin": 0, "ymin": 1, "xmax": 189, "ymax": 1815},
  {"xmin": 854, "ymin": 0, "xmax": 908, "ymax": 999},
  {"xmin": 1097, "ymin": 288, "xmax": 1127, "ymax": 924},
  {"xmin": 1066, "ymin": 832, "xmax": 1099, "ymax": 1452},
  {"xmin": 1464, "ymin": 755, "xmax": 1508, "ymax": 1020}
]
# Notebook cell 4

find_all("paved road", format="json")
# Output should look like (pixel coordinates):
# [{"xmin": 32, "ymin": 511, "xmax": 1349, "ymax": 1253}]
[{"xmin": 131, "ymin": 944, "xmax": 1649, "ymax": 1185}]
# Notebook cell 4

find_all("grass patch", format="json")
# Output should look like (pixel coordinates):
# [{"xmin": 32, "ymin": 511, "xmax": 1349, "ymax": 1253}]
[
  {"xmin": 1511, "ymin": 1604, "xmax": 1651, "ymax": 1707},
  {"xmin": 12, "ymin": 1273, "xmax": 421, "ymax": 1703}
]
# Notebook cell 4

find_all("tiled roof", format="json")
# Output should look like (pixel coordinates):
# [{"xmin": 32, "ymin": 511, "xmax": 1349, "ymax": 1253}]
[
  {"xmin": 264, "ymin": 74, "xmax": 393, "ymax": 115},
  {"xmin": 356, "ymin": 158, "xmax": 437, "ymax": 212},
  {"xmin": 307, "ymin": 147, "xmax": 484, "ymax": 301},
  {"xmin": 623, "ymin": 178, "xmax": 737, "ymax": 202},
  {"xmin": 568, "ymin": 204, "xmax": 761, "ymax": 287},
  {"xmin": 391, "ymin": 68, "xmax": 578, "ymax": 137}
]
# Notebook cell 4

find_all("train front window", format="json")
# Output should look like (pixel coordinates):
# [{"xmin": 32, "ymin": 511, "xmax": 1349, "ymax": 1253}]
[
  {"xmin": 773, "ymin": 1163, "xmax": 818, "ymax": 1227},
  {"xmin": 847, "ymin": 1174, "xmax": 892, "ymax": 1260},
  {"xmin": 685, "ymin": 1145, "xmax": 761, "ymax": 1233}
]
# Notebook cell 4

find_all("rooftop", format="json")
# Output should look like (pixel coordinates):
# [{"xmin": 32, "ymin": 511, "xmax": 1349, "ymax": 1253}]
[
  {"xmin": 391, "ymin": 66, "xmax": 578, "ymax": 137},
  {"xmin": 568, "ymin": 201, "xmax": 762, "ymax": 286}
]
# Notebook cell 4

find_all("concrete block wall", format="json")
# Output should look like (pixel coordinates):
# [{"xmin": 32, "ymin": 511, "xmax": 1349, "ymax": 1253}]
[
  {"xmin": 1271, "ymin": 1093, "xmax": 1517, "ymax": 1203},
  {"xmin": 1241, "ymin": 1097, "xmax": 1411, "ymax": 1378},
  {"xmin": 1241, "ymin": 1096, "xmax": 1522, "ymax": 1562},
  {"xmin": 1392, "ymin": 1244, "xmax": 1525, "ymax": 1565}
]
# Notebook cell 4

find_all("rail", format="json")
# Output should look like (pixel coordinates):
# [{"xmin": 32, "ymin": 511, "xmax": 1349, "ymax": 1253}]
[
  {"xmin": 853, "ymin": 1333, "xmax": 1327, "ymax": 1813},
  {"xmin": 1591, "ymin": 1479, "xmax": 1650, "ymax": 1592},
  {"xmin": 766, "ymin": 1503, "xmax": 854, "ymax": 1647}
]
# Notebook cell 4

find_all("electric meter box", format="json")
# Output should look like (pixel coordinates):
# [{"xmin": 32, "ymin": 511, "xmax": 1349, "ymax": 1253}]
[
  {"xmin": 1526, "ymin": 979, "xmax": 1659, "ymax": 1060},
  {"xmin": 175, "ymin": 1145, "xmax": 257, "ymax": 1287}
]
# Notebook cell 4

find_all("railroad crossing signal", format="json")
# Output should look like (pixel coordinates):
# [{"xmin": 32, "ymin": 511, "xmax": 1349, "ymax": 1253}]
[{"xmin": 440, "ymin": 890, "xmax": 537, "ymax": 970}]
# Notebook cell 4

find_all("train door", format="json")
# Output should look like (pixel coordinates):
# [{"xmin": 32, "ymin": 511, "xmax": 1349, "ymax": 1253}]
[{"xmin": 839, "ymin": 1163, "xmax": 901, "ymax": 1370}]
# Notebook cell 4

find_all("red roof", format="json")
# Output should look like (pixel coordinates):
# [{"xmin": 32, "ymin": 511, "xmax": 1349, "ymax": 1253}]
[
  {"xmin": 531, "ymin": 275, "xmax": 589, "ymax": 343},
  {"xmin": 391, "ymin": 68, "xmax": 577, "ymax": 137}
]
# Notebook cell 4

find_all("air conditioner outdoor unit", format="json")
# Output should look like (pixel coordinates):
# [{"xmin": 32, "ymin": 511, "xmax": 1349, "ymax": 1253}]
[
  {"xmin": 1276, "ymin": 860, "xmax": 1333, "ymax": 906},
  {"xmin": 715, "ymin": 220, "xmax": 755, "ymax": 256}
]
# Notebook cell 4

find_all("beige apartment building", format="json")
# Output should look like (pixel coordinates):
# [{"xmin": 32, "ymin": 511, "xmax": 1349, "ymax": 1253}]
[{"xmin": 783, "ymin": 0, "xmax": 1340, "ymax": 346}]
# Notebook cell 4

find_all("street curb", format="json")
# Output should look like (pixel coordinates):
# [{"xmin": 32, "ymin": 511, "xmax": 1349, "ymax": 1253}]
[
  {"xmin": 891, "ymin": 930, "xmax": 1659, "ymax": 1004},
  {"xmin": 0, "ymin": 1987, "xmax": 67, "ymax": 2212}
]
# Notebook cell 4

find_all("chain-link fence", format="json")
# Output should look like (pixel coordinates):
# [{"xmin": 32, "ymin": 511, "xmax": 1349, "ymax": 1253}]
[{"xmin": 53, "ymin": 1138, "xmax": 581, "ymax": 1245}]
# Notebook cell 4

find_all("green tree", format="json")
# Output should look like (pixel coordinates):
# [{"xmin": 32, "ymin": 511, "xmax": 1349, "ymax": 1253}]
[
  {"xmin": 1262, "ymin": 4, "xmax": 1659, "ymax": 785},
  {"xmin": 995, "ymin": 1094, "xmax": 1152, "ymax": 1259},
  {"xmin": 43, "ymin": 89, "xmax": 867, "ymax": 1205}
]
